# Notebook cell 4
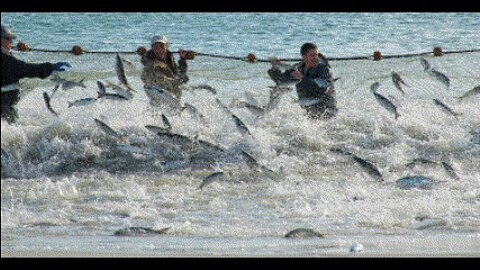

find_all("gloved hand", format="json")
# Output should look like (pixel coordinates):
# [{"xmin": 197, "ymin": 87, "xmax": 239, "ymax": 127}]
[{"xmin": 53, "ymin": 62, "xmax": 72, "ymax": 72}]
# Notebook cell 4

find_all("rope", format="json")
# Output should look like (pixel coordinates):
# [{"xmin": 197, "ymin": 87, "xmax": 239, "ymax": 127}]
[{"xmin": 15, "ymin": 44, "xmax": 480, "ymax": 63}]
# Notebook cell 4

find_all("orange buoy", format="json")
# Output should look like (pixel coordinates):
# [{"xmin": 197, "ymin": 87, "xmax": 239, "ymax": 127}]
[
  {"xmin": 136, "ymin": 46, "xmax": 147, "ymax": 56},
  {"xmin": 373, "ymin": 51, "xmax": 382, "ymax": 61},
  {"xmin": 71, "ymin": 45, "xmax": 84, "ymax": 56},
  {"xmin": 433, "ymin": 47, "xmax": 443, "ymax": 56},
  {"xmin": 16, "ymin": 42, "xmax": 29, "ymax": 52},
  {"xmin": 247, "ymin": 53, "xmax": 256, "ymax": 63},
  {"xmin": 184, "ymin": 50, "xmax": 196, "ymax": 60}
]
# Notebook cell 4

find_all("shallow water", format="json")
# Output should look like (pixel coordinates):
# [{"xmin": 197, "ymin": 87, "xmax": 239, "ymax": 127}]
[{"xmin": 2, "ymin": 13, "xmax": 480, "ymax": 257}]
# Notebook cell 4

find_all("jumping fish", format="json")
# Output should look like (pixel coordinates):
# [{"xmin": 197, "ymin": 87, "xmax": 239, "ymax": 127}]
[
  {"xmin": 240, "ymin": 150, "xmax": 278, "ymax": 180},
  {"xmin": 441, "ymin": 161, "xmax": 460, "ymax": 180},
  {"xmin": 420, "ymin": 58, "xmax": 432, "ymax": 71},
  {"xmin": 284, "ymin": 228, "xmax": 325, "ymax": 239},
  {"xmin": 144, "ymin": 87, "xmax": 184, "ymax": 112},
  {"xmin": 97, "ymin": 80, "xmax": 130, "ymax": 101},
  {"xmin": 371, "ymin": 83, "xmax": 400, "ymax": 120},
  {"xmin": 50, "ymin": 74, "xmax": 87, "ymax": 90},
  {"xmin": 145, "ymin": 125, "xmax": 171, "ymax": 134},
  {"xmin": 330, "ymin": 147, "xmax": 384, "ymax": 182},
  {"xmin": 199, "ymin": 171, "xmax": 226, "ymax": 190},
  {"xmin": 350, "ymin": 155, "xmax": 384, "ymax": 182},
  {"xmin": 50, "ymin": 83, "xmax": 61, "ymax": 98},
  {"xmin": 370, "ymin": 82, "xmax": 381, "ymax": 92},
  {"xmin": 429, "ymin": 69, "xmax": 450, "ymax": 89},
  {"xmin": 433, "ymin": 98, "xmax": 461, "ymax": 117},
  {"xmin": 216, "ymin": 98, "xmax": 253, "ymax": 137},
  {"xmin": 265, "ymin": 90, "xmax": 282, "ymax": 112},
  {"xmin": 114, "ymin": 227, "xmax": 170, "ymax": 236},
  {"xmin": 183, "ymin": 102, "xmax": 207, "ymax": 123},
  {"xmin": 396, "ymin": 175, "xmax": 435, "ymax": 190},
  {"xmin": 405, "ymin": 158, "xmax": 460, "ymax": 180},
  {"xmin": 115, "ymin": 53, "xmax": 135, "ymax": 92},
  {"xmin": 42, "ymin": 92, "xmax": 58, "ymax": 116},
  {"xmin": 94, "ymin": 118, "xmax": 119, "ymax": 138},
  {"xmin": 231, "ymin": 114, "xmax": 252, "ymax": 136},
  {"xmin": 405, "ymin": 158, "xmax": 438, "ymax": 169},
  {"xmin": 67, "ymin": 97, "xmax": 97, "ymax": 108},
  {"xmin": 156, "ymin": 132, "xmax": 194, "ymax": 146},
  {"xmin": 455, "ymin": 85, "xmax": 480, "ymax": 101},
  {"xmin": 190, "ymin": 84, "xmax": 217, "ymax": 95},
  {"xmin": 161, "ymin": 114, "xmax": 172, "ymax": 131},
  {"xmin": 391, "ymin": 71, "xmax": 408, "ymax": 95}
]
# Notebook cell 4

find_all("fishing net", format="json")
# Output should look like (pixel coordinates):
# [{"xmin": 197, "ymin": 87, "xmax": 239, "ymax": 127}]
[{"xmin": 2, "ymin": 46, "xmax": 480, "ymax": 180}]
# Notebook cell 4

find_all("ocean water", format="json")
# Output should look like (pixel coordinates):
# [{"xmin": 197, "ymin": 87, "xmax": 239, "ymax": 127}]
[{"xmin": 1, "ymin": 12, "xmax": 480, "ymax": 257}]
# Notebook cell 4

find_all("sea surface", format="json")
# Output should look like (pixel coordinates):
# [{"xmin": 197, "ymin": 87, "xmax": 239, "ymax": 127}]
[{"xmin": 1, "ymin": 12, "xmax": 480, "ymax": 257}]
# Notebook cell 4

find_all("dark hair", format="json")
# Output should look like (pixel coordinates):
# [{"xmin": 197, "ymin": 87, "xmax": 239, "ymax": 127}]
[
  {"xmin": 300, "ymin": 42, "xmax": 317, "ymax": 56},
  {"xmin": 300, "ymin": 42, "xmax": 331, "ymax": 68}
]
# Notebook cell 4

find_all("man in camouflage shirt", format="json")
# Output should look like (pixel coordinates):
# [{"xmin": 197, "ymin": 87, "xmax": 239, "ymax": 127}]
[{"xmin": 141, "ymin": 34, "xmax": 189, "ymax": 99}]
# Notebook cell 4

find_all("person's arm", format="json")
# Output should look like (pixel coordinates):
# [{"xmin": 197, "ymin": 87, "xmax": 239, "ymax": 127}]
[{"xmin": 3, "ymin": 53, "xmax": 55, "ymax": 85}]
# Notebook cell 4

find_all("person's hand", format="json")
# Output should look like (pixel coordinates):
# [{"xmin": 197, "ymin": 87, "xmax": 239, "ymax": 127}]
[
  {"xmin": 291, "ymin": 66, "xmax": 302, "ymax": 80},
  {"xmin": 178, "ymin": 49, "xmax": 188, "ymax": 59},
  {"xmin": 53, "ymin": 62, "xmax": 72, "ymax": 72}
]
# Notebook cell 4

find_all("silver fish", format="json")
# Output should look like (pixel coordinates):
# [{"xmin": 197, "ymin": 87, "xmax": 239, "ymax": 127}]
[
  {"xmin": 405, "ymin": 158, "xmax": 438, "ymax": 169},
  {"xmin": 114, "ymin": 227, "xmax": 170, "ymax": 236},
  {"xmin": 330, "ymin": 148, "xmax": 384, "ymax": 182},
  {"xmin": 373, "ymin": 92, "xmax": 400, "ymax": 120},
  {"xmin": 391, "ymin": 71, "xmax": 408, "ymax": 95},
  {"xmin": 67, "ymin": 97, "xmax": 97, "ymax": 108},
  {"xmin": 243, "ymin": 103, "xmax": 266, "ymax": 117},
  {"xmin": 370, "ymin": 82, "xmax": 381, "ymax": 92},
  {"xmin": 240, "ymin": 150, "xmax": 277, "ymax": 179},
  {"xmin": 285, "ymin": 228, "xmax": 325, "ymax": 239},
  {"xmin": 161, "ymin": 114, "xmax": 172, "ymax": 131},
  {"xmin": 97, "ymin": 81, "xmax": 129, "ymax": 100},
  {"xmin": 50, "ymin": 83, "xmax": 61, "ymax": 98},
  {"xmin": 115, "ymin": 53, "xmax": 135, "ymax": 92},
  {"xmin": 429, "ymin": 69, "xmax": 450, "ymax": 89},
  {"xmin": 104, "ymin": 81, "xmax": 134, "ymax": 99},
  {"xmin": 155, "ymin": 132, "xmax": 194, "ymax": 145},
  {"xmin": 50, "ymin": 74, "xmax": 86, "ymax": 90},
  {"xmin": 199, "ymin": 171, "xmax": 225, "ymax": 190},
  {"xmin": 433, "ymin": 98, "xmax": 461, "ymax": 117},
  {"xmin": 441, "ymin": 161, "xmax": 460, "ymax": 180},
  {"xmin": 455, "ymin": 85, "xmax": 480, "ymax": 101},
  {"xmin": 265, "ymin": 90, "xmax": 282, "ymax": 112},
  {"xmin": 420, "ymin": 58, "xmax": 431, "ymax": 71},
  {"xmin": 183, "ymin": 102, "xmax": 207, "ymax": 123},
  {"xmin": 94, "ymin": 118, "xmax": 119, "ymax": 138},
  {"xmin": 43, "ymin": 92, "xmax": 58, "ymax": 116},
  {"xmin": 145, "ymin": 125, "xmax": 171, "ymax": 134},
  {"xmin": 190, "ymin": 84, "xmax": 217, "ymax": 95},
  {"xmin": 144, "ymin": 87, "xmax": 184, "ymax": 112},
  {"xmin": 231, "ymin": 114, "xmax": 252, "ymax": 136},
  {"xmin": 351, "ymin": 155, "xmax": 384, "ymax": 182},
  {"xmin": 216, "ymin": 98, "xmax": 252, "ymax": 137},
  {"xmin": 396, "ymin": 175, "xmax": 435, "ymax": 190}
]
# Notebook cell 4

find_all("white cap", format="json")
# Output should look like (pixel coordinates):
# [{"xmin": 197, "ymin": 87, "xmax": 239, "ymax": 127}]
[{"xmin": 151, "ymin": 35, "xmax": 168, "ymax": 46}]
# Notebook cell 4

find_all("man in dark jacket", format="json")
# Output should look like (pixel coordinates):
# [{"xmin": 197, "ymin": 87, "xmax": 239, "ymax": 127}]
[
  {"xmin": 1, "ymin": 25, "xmax": 71, "ymax": 124},
  {"xmin": 268, "ymin": 42, "xmax": 337, "ymax": 119}
]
